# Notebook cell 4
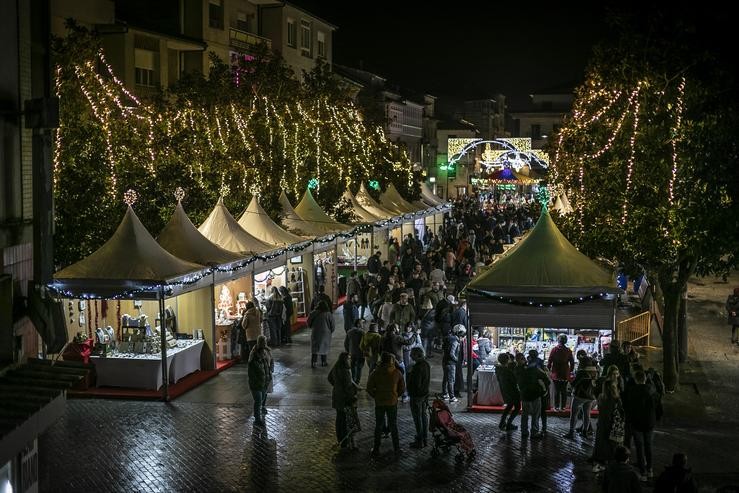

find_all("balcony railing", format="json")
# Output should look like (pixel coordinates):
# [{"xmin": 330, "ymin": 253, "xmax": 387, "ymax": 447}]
[{"xmin": 229, "ymin": 28, "xmax": 271, "ymax": 52}]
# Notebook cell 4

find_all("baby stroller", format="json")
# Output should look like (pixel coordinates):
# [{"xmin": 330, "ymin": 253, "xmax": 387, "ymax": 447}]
[{"xmin": 428, "ymin": 396, "xmax": 476, "ymax": 463}]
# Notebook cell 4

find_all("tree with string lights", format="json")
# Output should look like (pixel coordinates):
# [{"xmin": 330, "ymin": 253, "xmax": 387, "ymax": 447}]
[
  {"xmin": 51, "ymin": 22, "xmax": 419, "ymax": 268},
  {"xmin": 552, "ymin": 8, "xmax": 739, "ymax": 391}
]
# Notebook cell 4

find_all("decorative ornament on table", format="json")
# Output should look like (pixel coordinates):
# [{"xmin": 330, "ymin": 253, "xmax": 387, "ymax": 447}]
[
  {"xmin": 123, "ymin": 189, "xmax": 138, "ymax": 207},
  {"xmin": 174, "ymin": 186, "xmax": 185, "ymax": 202}
]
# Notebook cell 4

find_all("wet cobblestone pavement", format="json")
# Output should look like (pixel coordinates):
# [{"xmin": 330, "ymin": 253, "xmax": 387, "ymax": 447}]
[{"xmin": 39, "ymin": 308, "xmax": 739, "ymax": 492}]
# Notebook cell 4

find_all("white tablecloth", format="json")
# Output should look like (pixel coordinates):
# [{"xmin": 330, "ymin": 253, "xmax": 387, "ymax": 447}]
[
  {"xmin": 476, "ymin": 366, "xmax": 504, "ymax": 406},
  {"xmin": 91, "ymin": 340, "xmax": 204, "ymax": 390},
  {"xmin": 169, "ymin": 340, "xmax": 204, "ymax": 383}
]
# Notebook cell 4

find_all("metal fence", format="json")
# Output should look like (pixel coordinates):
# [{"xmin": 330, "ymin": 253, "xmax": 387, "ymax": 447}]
[{"xmin": 617, "ymin": 311, "xmax": 651, "ymax": 345}]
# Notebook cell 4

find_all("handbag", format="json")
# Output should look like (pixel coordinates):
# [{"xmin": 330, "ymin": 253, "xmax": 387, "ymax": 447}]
[{"xmin": 609, "ymin": 403, "xmax": 625, "ymax": 443}]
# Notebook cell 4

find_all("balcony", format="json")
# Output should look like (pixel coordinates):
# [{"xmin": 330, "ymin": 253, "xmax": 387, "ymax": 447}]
[{"xmin": 229, "ymin": 28, "xmax": 272, "ymax": 53}]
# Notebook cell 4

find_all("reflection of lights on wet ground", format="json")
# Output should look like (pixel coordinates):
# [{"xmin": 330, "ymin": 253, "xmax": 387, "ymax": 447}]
[{"xmin": 555, "ymin": 460, "xmax": 576, "ymax": 491}]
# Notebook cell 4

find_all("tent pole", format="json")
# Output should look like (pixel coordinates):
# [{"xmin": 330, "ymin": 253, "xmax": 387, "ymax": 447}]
[
  {"xmin": 466, "ymin": 308, "xmax": 473, "ymax": 410},
  {"xmin": 353, "ymin": 234, "xmax": 358, "ymax": 272},
  {"xmin": 159, "ymin": 286, "xmax": 169, "ymax": 402}
]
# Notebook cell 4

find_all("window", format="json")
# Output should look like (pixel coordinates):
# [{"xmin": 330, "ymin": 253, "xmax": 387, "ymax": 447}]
[
  {"xmin": 287, "ymin": 18, "xmax": 296, "ymax": 47},
  {"xmin": 134, "ymin": 48, "xmax": 156, "ymax": 87},
  {"xmin": 300, "ymin": 19, "xmax": 311, "ymax": 56},
  {"xmin": 209, "ymin": 0, "xmax": 224, "ymax": 29},
  {"xmin": 236, "ymin": 11, "xmax": 252, "ymax": 32},
  {"xmin": 531, "ymin": 124, "xmax": 541, "ymax": 139},
  {"xmin": 317, "ymin": 31, "xmax": 325, "ymax": 58}
]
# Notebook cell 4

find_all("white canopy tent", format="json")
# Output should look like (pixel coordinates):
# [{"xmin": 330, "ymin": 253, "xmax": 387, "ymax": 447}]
[
  {"xmin": 238, "ymin": 196, "xmax": 306, "ymax": 247},
  {"xmin": 198, "ymin": 198, "xmax": 274, "ymax": 254}
]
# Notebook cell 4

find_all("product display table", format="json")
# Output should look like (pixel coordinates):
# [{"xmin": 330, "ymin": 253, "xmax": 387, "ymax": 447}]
[
  {"xmin": 91, "ymin": 340, "xmax": 204, "ymax": 390},
  {"xmin": 476, "ymin": 365, "xmax": 504, "ymax": 406}
]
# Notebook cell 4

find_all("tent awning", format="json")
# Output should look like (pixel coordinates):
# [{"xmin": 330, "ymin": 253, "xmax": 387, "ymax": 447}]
[
  {"xmin": 420, "ymin": 182, "xmax": 445, "ymax": 206},
  {"xmin": 380, "ymin": 183, "xmax": 417, "ymax": 215},
  {"xmin": 294, "ymin": 188, "xmax": 350, "ymax": 234},
  {"xmin": 238, "ymin": 197, "xmax": 305, "ymax": 246},
  {"xmin": 466, "ymin": 209, "xmax": 620, "ymax": 296},
  {"xmin": 343, "ymin": 190, "xmax": 381, "ymax": 223},
  {"xmin": 198, "ymin": 198, "xmax": 274, "ymax": 254},
  {"xmin": 54, "ymin": 205, "xmax": 205, "ymax": 285},
  {"xmin": 354, "ymin": 183, "xmax": 396, "ymax": 219},
  {"xmin": 158, "ymin": 201, "xmax": 244, "ymax": 266}
]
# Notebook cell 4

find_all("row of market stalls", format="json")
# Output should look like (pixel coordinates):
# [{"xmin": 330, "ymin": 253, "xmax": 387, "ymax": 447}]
[{"xmin": 51, "ymin": 182, "xmax": 449, "ymax": 400}]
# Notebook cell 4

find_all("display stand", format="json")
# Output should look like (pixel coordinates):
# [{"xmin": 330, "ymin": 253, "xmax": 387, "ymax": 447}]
[{"xmin": 289, "ymin": 267, "xmax": 307, "ymax": 316}]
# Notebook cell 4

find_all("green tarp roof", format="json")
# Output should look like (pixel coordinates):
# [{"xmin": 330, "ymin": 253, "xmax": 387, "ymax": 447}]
[{"xmin": 467, "ymin": 209, "xmax": 619, "ymax": 295}]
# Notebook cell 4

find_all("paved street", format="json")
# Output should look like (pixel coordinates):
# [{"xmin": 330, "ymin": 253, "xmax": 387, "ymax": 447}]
[{"xmin": 39, "ymin": 283, "xmax": 739, "ymax": 492}]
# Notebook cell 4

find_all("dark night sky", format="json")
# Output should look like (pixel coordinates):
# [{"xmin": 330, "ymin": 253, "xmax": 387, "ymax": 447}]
[{"xmin": 292, "ymin": 2, "xmax": 611, "ymax": 108}]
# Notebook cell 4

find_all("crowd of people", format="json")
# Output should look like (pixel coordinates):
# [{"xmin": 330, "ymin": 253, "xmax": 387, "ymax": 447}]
[{"xmin": 241, "ymin": 191, "xmax": 699, "ymax": 492}]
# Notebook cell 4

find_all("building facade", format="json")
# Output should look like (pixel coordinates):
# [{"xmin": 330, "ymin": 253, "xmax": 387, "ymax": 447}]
[
  {"xmin": 259, "ymin": 2, "xmax": 335, "ymax": 79},
  {"xmin": 462, "ymin": 96, "xmax": 507, "ymax": 140},
  {"xmin": 434, "ymin": 118, "xmax": 480, "ymax": 199},
  {"xmin": 508, "ymin": 89, "xmax": 574, "ymax": 149}
]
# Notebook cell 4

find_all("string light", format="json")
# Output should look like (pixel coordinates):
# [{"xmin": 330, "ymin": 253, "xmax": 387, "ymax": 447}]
[
  {"xmin": 669, "ymin": 77, "xmax": 685, "ymax": 206},
  {"xmin": 622, "ymin": 86, "xmax": 641, "ymax": 224}
]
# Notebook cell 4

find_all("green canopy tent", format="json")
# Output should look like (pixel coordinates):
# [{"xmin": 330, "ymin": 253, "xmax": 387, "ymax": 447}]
[{"xmin": 463, "ymin": 208, "xmax": 622, "ymax": 407}]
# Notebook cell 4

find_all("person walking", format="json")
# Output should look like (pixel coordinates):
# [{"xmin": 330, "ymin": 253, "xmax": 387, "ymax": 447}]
[
  {"xmin": 516, "ymin": 352, "xmax": 551, "ymax": 440},
  {"xmin": 547, "ymin": 334, "xmax": 575, "ymax": 411},
  {"xmin": 591, "ymin": 381, "xmax": 624, "ymax": 473},
  {"xmin": 308, "ymin": 300, "xmax": 335, "ymax": 368},
  {"xmin": 360, "ymin": 322, "xmax": 383, "ymax": 374},
  {"xmin": 343, "ymin": 294, "xmax": 359, "ymax": 333},
  {"xmin": 328, "ymin": 352, "xmax": 361, "ymax": 450},
  {"xmin": 344, "ymin": 319, "xmax": 366, "ymax": 384},
  {"xmin": 241, "ymin": 300, "xmax": 262, "ymax": 357},
  {"xmin": 623, "ymin": 369, "xmax": 658, "ymax": 481},
  {"xmin": 726, "ymin": 287, "xmax": 739, "ymax": 345},
  {"xmin": 265, "ymin": 286, "xmax": 284, "ymax": 348},
  {"xmin": 247, "ymin": 335, "xmax": 273, "ymax": 427},
  {"xmin": 495, "ymin": 353, "xmax": 520, "ymax": 431},
  {"xmin": 279, "ymin": 286, "xmax": 294, "ymax": 344},
  {"xmin": 367, "ymin": 352, "xmax": 406, "ymax": 457},
  {"xmin": 406, "ymin": 347, "xmax": 431, "ymax": 449},
  {"xmin": 441, "ymin": 327, "xmax": 460, "ymax": 402},
  {"xmin": 566, "ymin": 361, "xmax": 598, "ymax": 439}
]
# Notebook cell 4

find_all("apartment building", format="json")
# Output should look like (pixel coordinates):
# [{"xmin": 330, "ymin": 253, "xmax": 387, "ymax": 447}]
[
  {"xmin": 462, "ymin": 96, "xmax": 507, "ymax": 140},
  {"xmin": 259, "ymin": 2, "xmax": 335, "ymax": 78},
  {"xmin": 508, "ymin": 84, "xmax": 574, "ymax": 148}
]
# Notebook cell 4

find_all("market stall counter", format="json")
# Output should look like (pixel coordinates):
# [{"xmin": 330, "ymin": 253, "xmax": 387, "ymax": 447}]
[{"xmin": 91, "ymin": 339, "xmax": 204, "ymax": 390}]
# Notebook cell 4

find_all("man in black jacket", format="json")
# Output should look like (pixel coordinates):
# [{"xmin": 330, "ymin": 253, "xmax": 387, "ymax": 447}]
[
  {"xmin": 441, "ymin": 330, "xmax": 459, "ymax": 402},
  {"xmin": 367, "ymin": 251, "xmax": 382, "ymax": 276},
  {"xmin": 624, "ymin": 370, "xmax": 658, "ymax": 480},
  {"xmin": 516, "ymin": 354, "xmax": 551, "ymax": 439},
  {"xmin": 495, "ymin": 353, "xmax": 520, "ymax": 431},
  {"xmin": 407, "ymin": 347, "xmax": 431, "ymax": 448}
]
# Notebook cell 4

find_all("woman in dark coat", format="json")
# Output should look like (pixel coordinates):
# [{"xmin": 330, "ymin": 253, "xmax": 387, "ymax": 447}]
[
  {"xmin": 591, "ymin": 381, "xmax": 623, "ymax": 472},
  {"xmin": 248, "ymin": 335, "xmax": 274, "ymax": 426},
  {"xmin": 279, "ymin": 286, "xmax": 293, "ymax": 344},
  {"xmin": 328, "ymin": 351, "xmax": 360, "ymax": 449},
  {"xmin": 309, "ymin": 301, "xmax": 335, "ymax": 368}
]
